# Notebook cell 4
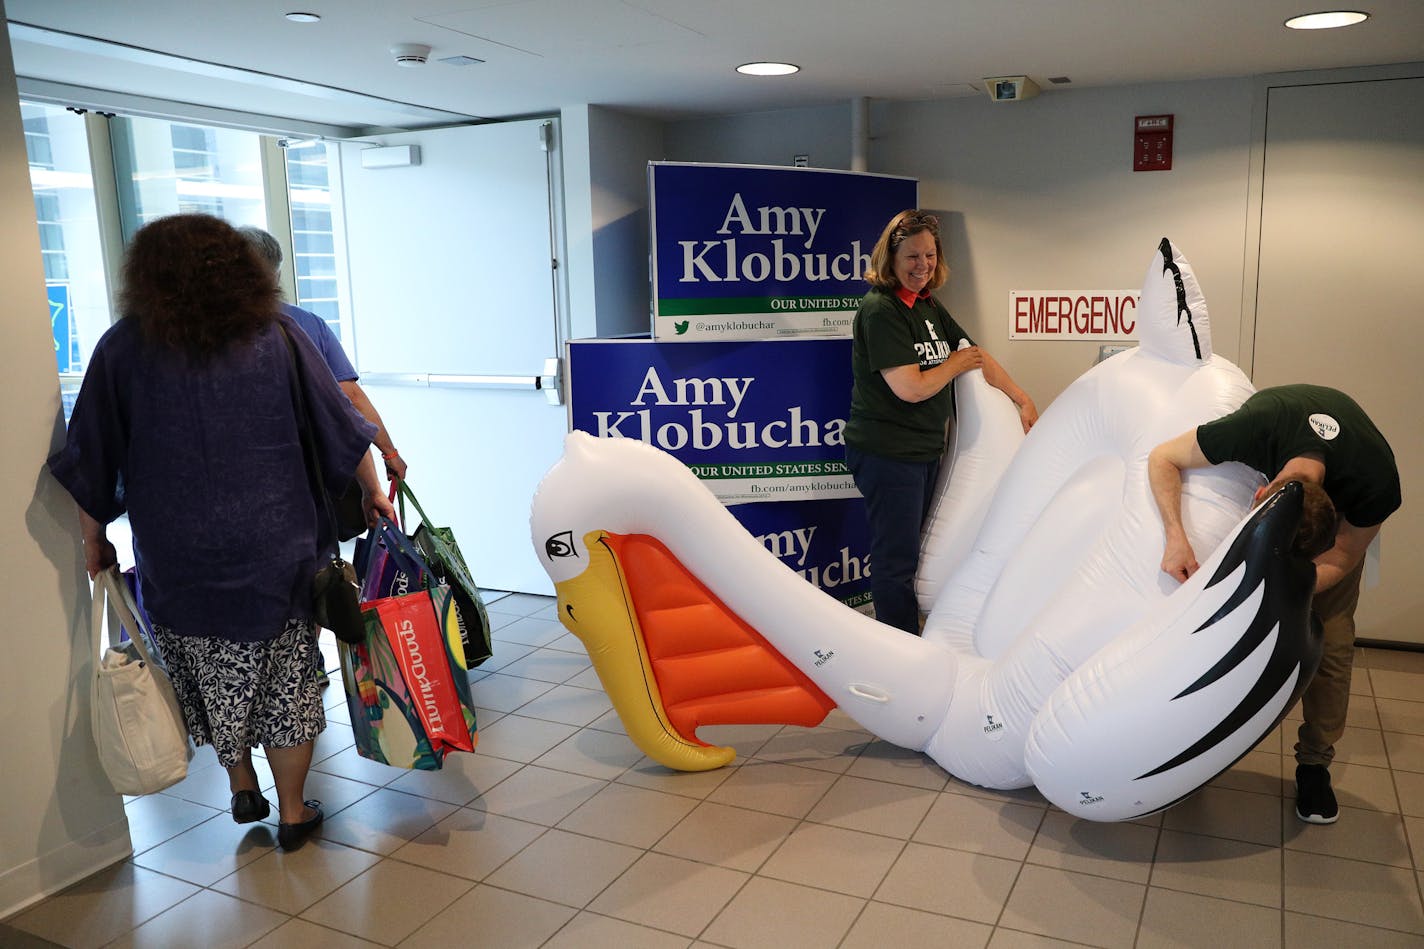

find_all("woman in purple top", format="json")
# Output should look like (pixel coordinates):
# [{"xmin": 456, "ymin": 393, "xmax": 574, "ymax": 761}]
[{"xmin": 49, "ymin": 214, "xmax": 395, "ymax": 850}]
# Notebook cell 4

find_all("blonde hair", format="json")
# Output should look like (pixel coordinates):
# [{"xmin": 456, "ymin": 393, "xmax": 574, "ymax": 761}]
[{"xmin": 864, "ymin": 209, "xmax": 949, "ymax": 291}]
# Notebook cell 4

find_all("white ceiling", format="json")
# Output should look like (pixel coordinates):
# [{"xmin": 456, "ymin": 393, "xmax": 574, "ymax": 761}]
[{"xmin": 7, "ymin": 0, "xmax": 1424, "ymax": 133}]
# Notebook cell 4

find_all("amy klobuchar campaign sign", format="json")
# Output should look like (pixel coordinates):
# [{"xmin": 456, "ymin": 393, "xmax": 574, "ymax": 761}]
[
  {"xmin": 567, "ymin": 336, "xmax": 872, "ymax": 606},
  {"xmin": 650, "ymin": 162, "xmax": 916, "ymax": 341},
  {"xmin": 567, "ymin": 337, "xmax": 856, "ymax": 504}
]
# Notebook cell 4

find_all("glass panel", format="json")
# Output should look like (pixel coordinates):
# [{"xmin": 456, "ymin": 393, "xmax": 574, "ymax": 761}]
[
  {"xmin": 284, "ymin": 141, "xmax": 346, "ymax": 343},
  {"xmin": 110, "ymin": 115, "xmax": 267, "ymax": 239},
  {"xmin": 22, "ymin": 101, "xmax": 110, "ymax": 419}
]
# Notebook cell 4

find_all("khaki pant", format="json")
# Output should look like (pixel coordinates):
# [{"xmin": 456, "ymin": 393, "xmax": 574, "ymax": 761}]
[{"xmin": 1295, "ymin": 558, "xmax": 1366, "ymax": 767}]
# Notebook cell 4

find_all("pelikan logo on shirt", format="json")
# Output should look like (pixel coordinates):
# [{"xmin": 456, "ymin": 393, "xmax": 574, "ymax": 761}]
[{"xmin": 1308, "ymin": 413, "xmax": 1341, "ymax": 441}]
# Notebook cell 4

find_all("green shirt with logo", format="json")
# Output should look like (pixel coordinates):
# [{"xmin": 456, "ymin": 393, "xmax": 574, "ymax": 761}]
[
  {"xmin": 1197, "ymin": 384, "xmax": 1400, "ymax": 527},
  {"xmin": 845, "ymin": 287, "xmax": 973, "ymax": 462}
]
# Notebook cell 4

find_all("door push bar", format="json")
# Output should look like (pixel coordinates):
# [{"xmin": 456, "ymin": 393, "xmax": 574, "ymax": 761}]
[{"xmin": 362, "ymin": 357, "xmax": 564, "ymax": 405}]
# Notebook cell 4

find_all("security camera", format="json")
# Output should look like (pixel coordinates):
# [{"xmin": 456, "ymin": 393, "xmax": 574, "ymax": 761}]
[
  {"xmin": 390, "ymin": 43, "xmax": 431, "ymax": 67},
  {"xmin": 983, "ymin": 76, "xmax": 1040, "ymax": 102}
]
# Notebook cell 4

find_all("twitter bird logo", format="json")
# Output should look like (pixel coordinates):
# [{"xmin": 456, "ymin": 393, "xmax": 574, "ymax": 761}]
[{"xmin": 674, "ymin": 320, "xmax": 690, "ymax": 335}]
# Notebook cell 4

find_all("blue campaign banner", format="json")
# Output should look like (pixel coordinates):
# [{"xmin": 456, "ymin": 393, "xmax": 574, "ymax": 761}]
[
  {"xmin": 650, "ymin": 162, "xmax": 916, "ymax": 340},
  {"xmin": 728, "ymin": 497, "xmax": 872, "ymax": 608},
  {"xmin": 567, "ymin": 337, "xmax": 855, "ymax": 504},
  {"xmin": 48, "ymin": 283, "xmax": 72, "ymax": 372}
]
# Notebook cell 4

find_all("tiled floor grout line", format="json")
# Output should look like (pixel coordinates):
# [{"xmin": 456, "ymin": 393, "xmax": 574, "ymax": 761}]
[{"xmin": 20, "ymin": 635, "xmax": 1424, "ymax": 947}]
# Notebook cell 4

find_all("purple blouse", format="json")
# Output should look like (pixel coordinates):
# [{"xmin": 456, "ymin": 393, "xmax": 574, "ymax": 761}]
[{"xmin": 48, "ymin": 313, "xmax": 377, "ymax": 641}]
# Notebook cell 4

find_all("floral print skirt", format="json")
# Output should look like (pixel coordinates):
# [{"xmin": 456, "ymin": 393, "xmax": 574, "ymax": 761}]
[{"xmin": 150, "ymin": 619, "xmax": 326, "ymax": 769}]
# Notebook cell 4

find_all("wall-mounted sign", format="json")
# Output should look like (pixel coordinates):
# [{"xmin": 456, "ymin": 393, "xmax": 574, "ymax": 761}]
[
  {"xmin": 567, "ymin": 337, "xmax": 856, "ymax": 503},
  {"xmin": 1008, "ymin": 290, "xmax": 1140, "ymax": 341},
  {"xmin": 649, "ymin": 162, "xmax": 917, "ymax": 341},
  {"xmin": 729, "ymin": 497, "xmax": 872, "ymax": 609},
  {"xmin": 566, "ymin": 336, "xmax": 870, "ymax": 606}
]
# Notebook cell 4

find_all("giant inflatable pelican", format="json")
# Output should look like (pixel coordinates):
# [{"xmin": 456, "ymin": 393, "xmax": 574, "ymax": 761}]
[{"xmin": 530, "ymin": 240, "xmax": 1323, "ymax": 820}]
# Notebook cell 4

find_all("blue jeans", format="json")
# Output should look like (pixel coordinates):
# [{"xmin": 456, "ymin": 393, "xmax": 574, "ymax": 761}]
[{"xmin": 846, "ymin": 446, "xmax": 940, "ymax": 635}]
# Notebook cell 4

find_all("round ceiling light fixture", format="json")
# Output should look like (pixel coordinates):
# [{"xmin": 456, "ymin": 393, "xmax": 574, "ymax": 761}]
[
  {"xmin": 1284, "ymin": 10, "xmax": 1370, "ymax": 29},
  {"xmin": 736, "ymin": 61, "xmax": 800, "ymax": 77},
  {"xmin": 285, "ymin": 12, "xmax": 321, "ymax": 23}
]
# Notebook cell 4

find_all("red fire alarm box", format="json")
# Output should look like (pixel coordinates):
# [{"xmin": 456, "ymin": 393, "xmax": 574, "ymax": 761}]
[{"xmin": 1134, "ymin": 114, "xmax": 1173, "ymax": 172}]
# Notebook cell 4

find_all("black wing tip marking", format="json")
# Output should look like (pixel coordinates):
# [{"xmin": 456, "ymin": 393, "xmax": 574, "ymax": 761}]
[
  {"xmin": 1157, "ymin": 237, "xmax": 1202, "ymax": 360},
  {"xmin": 1135, "ymin": 482, "xmax": 1321, "ymax": 781}
]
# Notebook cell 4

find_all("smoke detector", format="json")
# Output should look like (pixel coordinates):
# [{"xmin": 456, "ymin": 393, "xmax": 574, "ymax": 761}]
[{"xmin": 391, "ymin": 43, "xmax": 431, "ymax": 67}]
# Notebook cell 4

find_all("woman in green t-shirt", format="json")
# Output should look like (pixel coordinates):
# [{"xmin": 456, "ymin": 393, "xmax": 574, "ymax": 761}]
[{"xmin": 845, "ymin": 210, "xmax": 1038, "ymax": 635}]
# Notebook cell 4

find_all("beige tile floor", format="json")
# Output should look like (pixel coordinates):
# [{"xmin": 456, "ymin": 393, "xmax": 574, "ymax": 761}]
[{"xmin": 8, "ymin": 592, "xmax": 1424, "ymax": 948}]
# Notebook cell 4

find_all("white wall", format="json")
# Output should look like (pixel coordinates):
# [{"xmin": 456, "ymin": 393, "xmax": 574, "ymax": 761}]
[
  {"xmin": 562, "ymin": 104, "xmax": 666, "ymax": 340},
  {"xmin": 0, "ymin": 0, "xmax": 131, "ymax": 915},
  {"xmin": 667, "ymin": 81, "xmax": 1256, "ymax": 407},
  {"xmin": 876, "ymin": 79, "xmax": 1257, "ymax": 404},
  {"xmin": 664, "ymin": 102, "xmax": 853, "ymax": 172},
  {"xmin": 659, "ymin": 69, "xmax": 1424, "ymax": 645}
]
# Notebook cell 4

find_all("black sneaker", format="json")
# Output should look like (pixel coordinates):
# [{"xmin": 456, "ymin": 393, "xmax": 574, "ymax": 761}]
[{"xmin": 1295, "ymin": 764, "xmax": 1339, "ymax": 824}]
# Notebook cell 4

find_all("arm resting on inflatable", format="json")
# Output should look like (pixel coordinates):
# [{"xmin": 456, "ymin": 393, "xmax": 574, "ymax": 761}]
[
  {"xmin": 881, "ymin": 347, "xmax": 985, "ymax": 403},
  {"xmin": 980, "ymin": 349, "xmax": 1038, "ymax": 432},
  {"xmin": 1148, "ymin": 429, "xmax": 1214, "ymax": 583},
  {"xmin": 1315, "ymin": 520, "xmax": 1379, "ymax": 593}
]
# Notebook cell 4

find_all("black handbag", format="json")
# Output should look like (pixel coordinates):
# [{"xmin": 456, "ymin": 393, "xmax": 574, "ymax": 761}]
[{"xmin": 278, "ymin": 325, "xmax": 366, "ymax": 644}]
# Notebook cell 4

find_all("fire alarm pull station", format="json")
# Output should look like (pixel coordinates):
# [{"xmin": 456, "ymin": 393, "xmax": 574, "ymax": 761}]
[{"xmin": 1134, "ymin": 114, "xmax": 1173, "ymax": 172}]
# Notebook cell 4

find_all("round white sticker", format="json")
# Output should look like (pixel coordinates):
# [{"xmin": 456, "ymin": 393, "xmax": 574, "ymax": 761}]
[{"xmin": 1308, "ymin": 413, "xmax": 1341, "ymax": 441}]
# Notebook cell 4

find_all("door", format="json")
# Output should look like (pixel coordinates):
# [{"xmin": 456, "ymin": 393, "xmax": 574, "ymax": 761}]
[
  {"xmin": 339, "ymin": 119, "xmax": 566, "ymax": 594},
  {"xmin": 1252, "ymin": 76, "xmax": 1424, "ymax": 643}
]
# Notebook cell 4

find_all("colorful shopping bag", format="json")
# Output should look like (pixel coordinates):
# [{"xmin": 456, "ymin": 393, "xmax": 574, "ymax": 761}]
[
  {"xmin": 340, "ymin": 584, "xmax": 478, "ymax": 770},
  {"xmin": 356, "ymin": 516, "xmax": 433, "ymax": 602},
  {"xmin": 395, "ymin": 480, "xmax": 494, "ymax": 668}
]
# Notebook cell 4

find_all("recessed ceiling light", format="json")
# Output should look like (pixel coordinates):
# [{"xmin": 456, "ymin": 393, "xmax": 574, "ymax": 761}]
[
  {"xmin": 1284, "ymin": 10, "xmax": 1370, "ymax": 29},
  {"xmin": 285, "ymin": 12, "xmax": 321, "ymax": 23},
  {"xmin": 736, "ymin": 62, "xmax": 799, "ymax": 77}
]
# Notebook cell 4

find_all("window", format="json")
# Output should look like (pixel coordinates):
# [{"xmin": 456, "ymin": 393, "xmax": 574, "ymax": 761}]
[
  {"xmin": 284, "ymin": 142, "xmax": 345, "ymax": 335},
  {"xmin": 21, "ymin": 103, "xmax": 356, "ymax": 411},
  {"xmin": 22, "ymin": 102, "xmax": 109, "ymax": 417},
  {"xmin": 110, "ymin": 115, "xmax": 267, "ymax": 235}
]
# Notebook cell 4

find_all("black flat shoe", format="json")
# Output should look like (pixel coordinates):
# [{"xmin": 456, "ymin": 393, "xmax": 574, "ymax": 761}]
[
  {"xmin": 230, "ymin": 789, "xmax": 271, "ymax": 824},
  {"xmin": 277, "ymin": 800, "xmax": 324, "ymax": 851}
]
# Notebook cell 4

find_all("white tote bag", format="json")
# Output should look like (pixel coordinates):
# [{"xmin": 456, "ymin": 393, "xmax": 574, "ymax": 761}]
[{"xmin": 91, "ymin": 567, "xmax": 193, "ymax": 795}]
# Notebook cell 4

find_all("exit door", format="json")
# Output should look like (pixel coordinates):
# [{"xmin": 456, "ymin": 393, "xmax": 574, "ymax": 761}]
[
  {"xmin": 338, "ymin": 118, "xmax": 567, "ymax": 594},
  {"xmin": 1252, "ymin": 75, "xmax": 1424, "ymax": 644}
]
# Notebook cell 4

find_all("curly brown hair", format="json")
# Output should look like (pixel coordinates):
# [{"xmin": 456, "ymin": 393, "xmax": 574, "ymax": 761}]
[{"xmin": 119, "ymin": 213, "xmax": 280, "ymax": 359}]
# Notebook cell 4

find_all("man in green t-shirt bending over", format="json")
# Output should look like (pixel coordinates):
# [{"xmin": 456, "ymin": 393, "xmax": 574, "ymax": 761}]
[{"xmin": 1148, "ymin": 384, "xmax": 1401, "ymax": 825}]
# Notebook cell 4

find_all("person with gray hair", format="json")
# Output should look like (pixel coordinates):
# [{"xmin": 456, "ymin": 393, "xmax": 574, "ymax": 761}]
[{"xmin": 238, "ymin": 226, "xmax": 407, "ymax": 481}]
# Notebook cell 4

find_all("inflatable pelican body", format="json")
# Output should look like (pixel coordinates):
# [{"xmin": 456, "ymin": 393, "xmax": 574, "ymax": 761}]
[{"xmin": 530, "ymin": 240, "xmax": 1323, "ymax": 820}]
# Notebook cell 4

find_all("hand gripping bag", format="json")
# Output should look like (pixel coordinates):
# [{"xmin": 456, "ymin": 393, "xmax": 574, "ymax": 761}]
[{"xmin": 91, "ymin": 567, "xmax": 193, "ymax": 794}]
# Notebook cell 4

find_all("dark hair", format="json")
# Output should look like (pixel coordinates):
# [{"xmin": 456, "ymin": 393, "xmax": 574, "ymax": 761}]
[
  {"xmin": 864, "ymin": 209, "xmax": 949, "ymax": 291},
  {"xmin": 1265, "ymin": 478, "xmax": 1338, "ymax": 560},
  {"xmin": 119, "ymin": 214, "xmax": 280, "ymax": 359}
]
